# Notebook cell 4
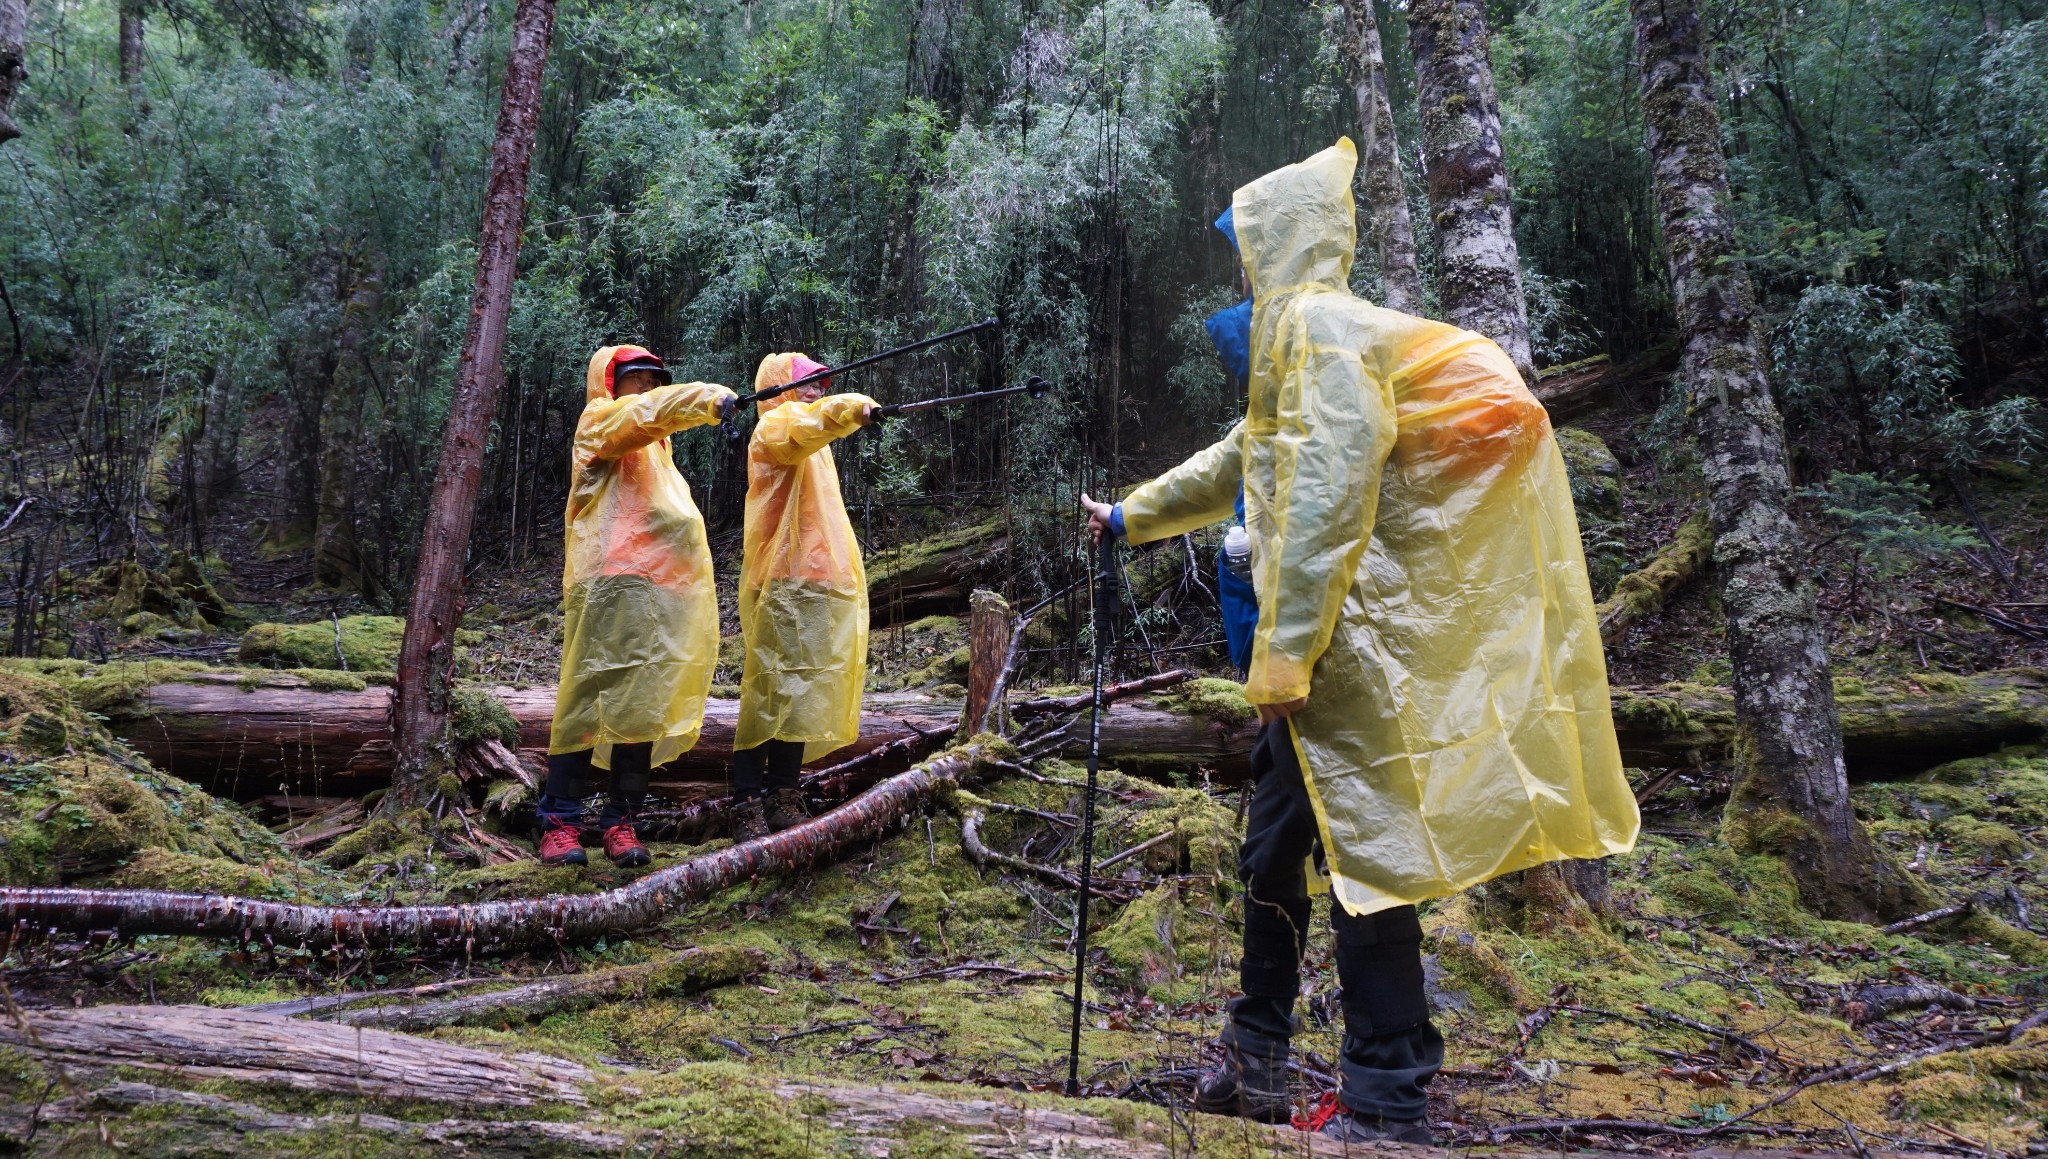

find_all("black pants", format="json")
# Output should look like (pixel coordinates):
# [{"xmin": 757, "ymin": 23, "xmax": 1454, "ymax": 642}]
[
  {"xmin": 537, "ymin": 742, "xmax": 651, "ymax": 829},
  {"xmin": 1229, "ymin": 721, "xmax": 1443, "ymax": 1121},
  {"xmin": 730, "ymin": 739, "xmax": 804, "ymax": 799}
]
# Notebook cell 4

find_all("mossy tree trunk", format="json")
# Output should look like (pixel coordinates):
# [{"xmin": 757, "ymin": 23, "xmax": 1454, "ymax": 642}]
[
  {"xmin": 313, "ymin": 263, "xmax": 382, "ymax": 598},
  {"xmin": 1631, "ymin": 0, "xmax": 1914, "ymax": 922},
  {"xmin": 1335, "ymin": 0, "xmax": 1423, "ymax": 315},
  {"xmin": 391, "ymin": 0, "xmax": 555, "ymax": 810},
  {"xmin": 0, "ymin": 0, "xmax": 21, "ymax": 144},
  {"xmin": 1407, "ymin": 0, "xmax": 1534, "ymax": 381}
]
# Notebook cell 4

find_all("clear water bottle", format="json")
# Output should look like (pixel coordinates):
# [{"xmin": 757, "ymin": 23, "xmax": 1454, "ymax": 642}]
[{"xmin": 1222, "ymin": 525, "xmax": 1252, "ymax": 582}]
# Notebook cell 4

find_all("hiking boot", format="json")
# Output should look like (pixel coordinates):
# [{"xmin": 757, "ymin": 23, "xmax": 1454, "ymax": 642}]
[
  {"xmin": 765, "ymin": 787, "xmax": 813, "ymax": 832},
  {"xmin": 1317, "ymin": 1110, "xmax": 1435, "ymax": 1146},
  {"xmin": 602, "ymin": 822, "xmax": 650, "ymax": 868},
  {"xmin": 730, "ymin": 797, "xmax": 771, "ymax": 843},
  {"xmin": 1193, "ymin": 1038, "xmax": 1291, "ymax": 1123},
  {"xmin": 538, "ymin": 822, "xmax": 587, "ymax": 866}
]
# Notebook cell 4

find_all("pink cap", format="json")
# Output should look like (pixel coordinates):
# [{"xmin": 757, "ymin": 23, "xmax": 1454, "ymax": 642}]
[{"xmin": 788, "ymin": 354, "xmax": 831, "ymax": 386}]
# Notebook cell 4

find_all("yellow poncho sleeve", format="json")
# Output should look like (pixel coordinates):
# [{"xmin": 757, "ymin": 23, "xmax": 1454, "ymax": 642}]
[
  {"xmin": 578, "ymin": 381, "xmax": 734, "ymax": 460},
  {"xmin": 1118, "ymin": 421, "xmax": 1245, "ymax": 543}
]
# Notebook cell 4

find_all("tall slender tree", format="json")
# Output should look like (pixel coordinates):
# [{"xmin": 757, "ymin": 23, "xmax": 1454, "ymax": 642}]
[
  {"xmin": 389, "ymin": 0, "xmax": 557, "ymax": 809},
  {"xmin": 0, "ymin": 0, "xmax": 25, "ymax": 143},
  {"xmin": 1407, "ymin": 0, "xmax": 1534, "ymax": 380},
  {"xmin": 1631, "ymin": 0, "xmax": 1912, "ymax": 921},
  {"xmin": 117, "ymin": 0, "xmax": 143, "ymax": 85},
  {"xmin": 1334, "ymin": 0, "xmax": 1422, "ymax": 315}
]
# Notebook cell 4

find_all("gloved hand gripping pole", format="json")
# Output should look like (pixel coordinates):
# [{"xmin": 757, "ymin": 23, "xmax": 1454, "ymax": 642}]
[{"xmin": 1065, "ymin": 529, "xmax": 1119, "ymax": 1097}]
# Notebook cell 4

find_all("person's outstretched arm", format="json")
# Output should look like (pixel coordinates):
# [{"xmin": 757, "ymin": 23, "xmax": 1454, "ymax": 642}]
[
  {"xmin": 754, "ymin": 394, "xmax": 877, "ymax": 465},
  {"xmin": 1112, "ymin": 420, "xmax": 1247, "ymax": 544},
  {"xmin": 582, "ymin": 381, "xmax": 735, "ymax": 460}
]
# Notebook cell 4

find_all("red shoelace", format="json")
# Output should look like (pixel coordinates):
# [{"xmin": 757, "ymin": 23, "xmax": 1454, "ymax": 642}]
[{"xmin": 1292, "ymin": 1090, "xmax": 1342, "ymax": 1134}]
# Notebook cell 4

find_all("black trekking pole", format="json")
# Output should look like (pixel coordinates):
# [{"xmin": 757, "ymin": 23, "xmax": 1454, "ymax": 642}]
[
  {"xmin": 731, "ymin": 317, "xmax": 1001, "ymax": 411},
  {"xmin": 871, "ymin": 375, "xmax": 1049, "ymax": 419},
  {"xmin": 1065, "ymin": 527, "xmax": 1118, "ymax": 1097}
]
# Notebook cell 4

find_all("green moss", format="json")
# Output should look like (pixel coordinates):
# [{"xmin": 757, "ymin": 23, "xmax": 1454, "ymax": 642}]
[
  {"xmin": 865, "ymin": 522, "xmax": 1005, "ymax": 594},
  {"xmin": 102, "ymin": 847, "xmax": 331, "ymax": 901},
  {"xmin": 440, "ymin": 857, "xmax": 603, "ymax": 900},
  {"xmin": 1097, "ymin": 884, "xmax": 1193, "ymax": 996},
  {"xmin": 291, "ymin": 668, "xmax": 367, "ymax": 692},
  {"xmin": 321, "ymin": 813, "xmax": 434, "ymax": 871},
  {"xmin": 450, "ymin": 685, "xmax": 521, "ymax": 744},
  {"xmin": 599, "ymin": 1064, "xmax": 834, "ymax": 1158},
  {"xmin": 240, "ymin": 615, "xmax": 405, "ymax": 672},
  {"xmin": 1662, "ymin": 869, "xmax": 1743, "ymax": 915},
  {"xmin": 867, "ymin": 615, "xmax": 969, "ymax": 692},
  {"xmin": 1155, "ymin": 677, "xmax": 1255, "ymax": 728},
  {"xmin": 1944, "ymin": 816, "xmax": 2030, "ymax": 860}
]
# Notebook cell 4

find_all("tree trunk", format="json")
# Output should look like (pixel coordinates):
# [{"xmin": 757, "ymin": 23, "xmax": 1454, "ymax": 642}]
[
  {"xmin": 1335, "ymin": 0, "xmax": 1423, "ymax": 315},
  {"xmin": 1407, "ymin": 0, "xmax": 1535, "ymax": 381},
  {"xmin": 390, "ymin": 0, "xmax": 555, "ymax": 809},
  {"xmin": 964, "ymin": 588, "xmax": 1012, "ymax": 734},
  {"xmin": 0, "ymin": 0, "xmax": 22, "ymax": 144},
  {"xmin": 117, "ymin": 0, "xmax": 143, "ymax": 86},
  {"xmin": 313, "ymin": 265, "xmax": 383, "ymax": 597},
  {"xmin": 1631, "ymin": 0, "xmax": 1914, "ymax": 922}
]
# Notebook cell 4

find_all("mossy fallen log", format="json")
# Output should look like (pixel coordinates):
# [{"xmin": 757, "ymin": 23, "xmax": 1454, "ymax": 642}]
[
  {"xmin": 1597, "ymin": 509, "xmax": 1714, "ymax": 644},
  {"xmin": 314, "ymin": 944, "xmax": 766, "ymax": 1029},
  {"xmin": 1610, "ymin": 667, "xmax": 2048, "ymax": 779},
  {"xmin": 0, "ymin": 1003, "xmax": 591, "ymax": 1105},
  {"xmin": 95, "ymin": 671, "xmax": 1248, "ymax": 797},
  {"xmin": 866, "ymin": 520, "xmax": 1011, "ymax": 626}
]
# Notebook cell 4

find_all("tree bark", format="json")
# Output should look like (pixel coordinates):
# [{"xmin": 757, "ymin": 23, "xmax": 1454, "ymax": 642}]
[
  {"xmin": 313, "ymin": 265, "xmax": 383, "ymax": 597},
  {"xmin": 1407, "ymin": 0, "xmax": 1535, "ymax": 380},
  {"xmin": 1631, "ymin": 0, "xmax": 1914, "ymax": 922},
  {"xmin": 390, "ymin": 0, "xmax": 556, "ymax": 809},
  {"xmin": 1334, "ymin": 0, "xmax": 1423, "ymax": 314},
  {"xmin": 964, "ymin": 588, "xmax": 1012, "ymax": 734},
  {"xmin": 116, "ymin": 0, "xmax": 143, "ymax": 86},
  {"xmin": 1, "ymin": 0, "xmax": 28, "ymax": 145}
]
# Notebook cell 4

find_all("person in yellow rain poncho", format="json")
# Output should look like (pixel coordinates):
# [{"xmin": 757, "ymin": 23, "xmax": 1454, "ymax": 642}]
[
  {"xmin": 1083, "ymin": 140, "xmax": 1637, "ymax": 1143},
  {"xmin": 728, "ymin": 352, "xmax": 879, "ymax": 843},
  {"xmin": 540, "ymin": 345, "xmax": 736, "ymax": 869}
]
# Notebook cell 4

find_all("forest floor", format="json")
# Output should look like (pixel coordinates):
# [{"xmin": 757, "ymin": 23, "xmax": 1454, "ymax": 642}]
[{"xmin": 2, "ymin": 408, "xmax": 2047, "ymax": 1155}]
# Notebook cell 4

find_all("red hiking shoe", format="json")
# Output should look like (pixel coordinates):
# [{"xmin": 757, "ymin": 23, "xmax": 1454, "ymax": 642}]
[
  {"xmin": 603, "ymin": 822, "xmax": 650, "ymax": 868},
  {"xmin": 538, "ymin": 822, "xmax": 587, "ymax": 866}
]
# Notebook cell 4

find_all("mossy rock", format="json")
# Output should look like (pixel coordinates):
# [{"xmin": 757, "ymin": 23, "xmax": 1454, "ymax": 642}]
[
  {"xmin": 867, "ymin": 615, "xmax": 970, "ymax": 691},
  {"xmin": 1097, "ymin": 884, "xmax": 1191, "ymax": 997},
  {"xmin": 240, "ymin": 615, "xmax": 405, "ymax": 672},
  {"xmin": 1555, "ymin": 427, "xmax": 1623, "ymax": 523},
  {"xmin": 91, "ymin": 551, "xmax": 233, "ymax": 631}
]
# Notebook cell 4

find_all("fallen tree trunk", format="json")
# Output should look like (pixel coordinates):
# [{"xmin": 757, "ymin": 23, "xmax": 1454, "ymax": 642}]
[
  {"xmin": 1597, "ymin": 509, "xmax": 1713, "ymax": 645},
  {"xmin": 103, "ymin": 674, "xmax": 1248, "ymax": 797},
  {"xmin": 1610, "ymin": 667, "xmax": 2048, "ymax": 779},
  {"xmin": 317, "ymin": 944, "xmax": 764, "ymax": 1030},
  {"xmin": 100, "ymin": 667, "xmax": 2048, "ymax": 797},
  {"xmin": 0, "ymin": 1003, "xmax": 591, "ymax": 1105},
  {"xmin": 866, "ymin": 520, "xmax": 1012, "ymax": 627},
  {"xmin": 1533, "ymin": 342, "xmax": 1681, "ymax": 424},
  {"xmin": 0, "ymin": 745, "xmax": 975, "ymax": 949}
]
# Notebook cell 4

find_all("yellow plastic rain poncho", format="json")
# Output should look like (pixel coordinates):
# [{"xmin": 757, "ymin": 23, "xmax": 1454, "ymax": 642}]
[
  {"xmin": 735, "ymin": 353, "xmax": 877, "ymax": 761},
  {"xmin": 1119, "ymin": 139, "xmax": 1639, "ymax": 917},
  {"xmin": 550, "ymin": 346, "xmax": 734, "ymax": 770}
]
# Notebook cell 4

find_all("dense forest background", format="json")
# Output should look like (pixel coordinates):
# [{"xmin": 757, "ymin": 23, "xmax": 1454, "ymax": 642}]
[{"xmin": 2, "ymin": 0, "xmax": 2042, "ymax": 661}]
